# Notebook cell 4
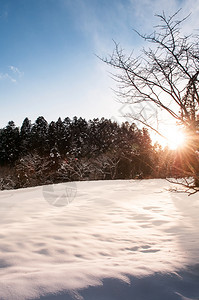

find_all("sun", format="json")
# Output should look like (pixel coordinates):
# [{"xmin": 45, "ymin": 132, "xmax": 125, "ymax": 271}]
[
  {"xmin": 153, "ymin": 126, "xmax": 187, "ymax": 150},
  {"xmin": 166, "ymin": 128, "xmax": 186, "ymax": 150}
]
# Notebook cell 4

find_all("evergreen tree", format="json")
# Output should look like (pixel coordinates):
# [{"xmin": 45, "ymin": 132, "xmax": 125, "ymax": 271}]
[
  {"xmin": 31, "ymin": 116, "xmax": 49, "ymax": 154},
  {"xmin": 20, "ymin": 117, "xmax": 32, "ymax": 155},
  {"xmin": 0, "ymin": 121, "xmax": 20, "ymax": 164},
  {"xmin": 48, "ymin": 121, "xmax": 57, "ymax": 150}
]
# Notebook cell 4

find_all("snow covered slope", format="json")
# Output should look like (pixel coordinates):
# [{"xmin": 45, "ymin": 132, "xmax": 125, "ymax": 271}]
[{"xmin": 0, "ymin": 179, "xmax": 199, "ymax": 300}]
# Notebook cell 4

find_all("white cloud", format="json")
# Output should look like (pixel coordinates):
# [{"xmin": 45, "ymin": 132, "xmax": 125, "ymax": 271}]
[
  {"xmin": 8, "ymin": 65, "xmax": 24, "ymax": 77},
  {"xmin": 0, "ymin": 66, "xmax": 24, "ymax": 83},
  {"xmin": 128, "ymin": 0, "xmax": 199, "ymax": 35},
  {"xmin": 0, "ymin": 73, "xmax": 16, "ymax": 83},
  {"xmin": 180, "ymin": 0, "xmax": 199, "ymax": 34}
]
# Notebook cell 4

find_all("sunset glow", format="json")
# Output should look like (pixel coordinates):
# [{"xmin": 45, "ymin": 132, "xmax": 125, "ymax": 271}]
[
  {"xmin": 153, "ymin": 126, "xmax": 187, "ymax": 150},
  {"xmin": 166, "ymin": 128, "xmax": 186, "ymax": 150}
]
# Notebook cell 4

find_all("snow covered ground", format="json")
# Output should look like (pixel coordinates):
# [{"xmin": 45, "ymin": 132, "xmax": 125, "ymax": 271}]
[{"xmin": 0, "ymin": 179, "xmax": 199, "ymax": 300}]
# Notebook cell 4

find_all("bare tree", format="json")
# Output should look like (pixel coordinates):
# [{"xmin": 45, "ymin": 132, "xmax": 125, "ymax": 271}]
[{"xmin": 101, "ymin": 10, "xmax": 199, "ymax": 193}]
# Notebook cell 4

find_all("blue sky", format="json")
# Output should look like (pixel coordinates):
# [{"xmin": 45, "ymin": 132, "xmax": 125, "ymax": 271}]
[{"xmin": 0, "ymin": 0, "xmax": 198, "ymax": 128}]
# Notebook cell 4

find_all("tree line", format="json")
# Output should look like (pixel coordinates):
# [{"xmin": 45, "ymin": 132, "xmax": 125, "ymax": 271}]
[{"xmin": 0, "ymin": 116, "xmax": 167, "ymax": 189}]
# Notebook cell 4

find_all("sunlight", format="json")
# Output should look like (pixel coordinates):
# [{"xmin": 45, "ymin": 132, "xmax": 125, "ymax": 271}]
[
  {"xmin": 153, "ymin": 126, "xmax": 187, "ymax": 150},
  {"xmin": 166, "ymin": 128, "xmax": 186, "ymax": 150}
]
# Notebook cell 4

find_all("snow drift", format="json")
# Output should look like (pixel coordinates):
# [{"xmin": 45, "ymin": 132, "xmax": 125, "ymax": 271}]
[{"xmin": 0, "ymin": 179, "xmax": 199, "ymax": 300}]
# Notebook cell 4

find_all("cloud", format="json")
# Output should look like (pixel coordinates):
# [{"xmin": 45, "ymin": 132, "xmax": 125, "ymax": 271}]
[
  {"xmin": 9, "ymin": 66, "xmax": 24, "ymax": 77},
  {"xmin": 63, "ymin": 0, "xmax": 136, "ymax": 53},
  {"xmin": 180, "ymin": 0, "xmax": 199, "ymax": 34},
  {"xmin": 128, "ymin": 0, "xmax": 199, "ymax": 34},
  {"xmin": 0, "ymin": 73, "xmax": 16, "ymax": 83},
  {"xmin": 65, "ymin": 0, "xmax": 194, "ymax": 56},
  {"xmin": 0, "ymin": 66, "xmax": 24, "ymax": 83}
]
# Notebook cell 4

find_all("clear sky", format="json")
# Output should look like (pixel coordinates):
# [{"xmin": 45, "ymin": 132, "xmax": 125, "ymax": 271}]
[{"xmin": 0, "ymin": 0, "xmax": 198, "ymax": 128}]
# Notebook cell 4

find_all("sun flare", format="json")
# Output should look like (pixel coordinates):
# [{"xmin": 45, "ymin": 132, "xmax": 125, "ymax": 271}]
[
  {"xmin": 153, "ymin": 126, "xmax": 187, "ymax": 150},
  {"xmin": 166, "ymin": 128, "xmax": 186, "ymax": 150}
]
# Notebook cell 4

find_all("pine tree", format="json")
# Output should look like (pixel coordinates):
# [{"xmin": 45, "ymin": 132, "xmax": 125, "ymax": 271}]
[
  {"xmin": 31, "ymin": 116, "xmax": 49, "ymax": 155},
  {"xmin": 20, "ymin": 117, "xmax": 32, "ymax": 155},
  {"xmin": 0, "ymin": 121, "xmax": 20, "ymax": 164}
]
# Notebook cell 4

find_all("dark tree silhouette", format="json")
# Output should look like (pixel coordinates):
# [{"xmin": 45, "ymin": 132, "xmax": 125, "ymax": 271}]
[
  {"xmin": 0, "ymin": 121, "xmax": 20, "ymax": 164},
  {"xmin": 20, "ymin": 117, "xmax": 32, "ymax": 155},
  {"xmin": 0, "ymin": 116, "xmax": 157, "ymax": 189},
  {"xmin": 31, "ymin": 116, "xmax": 49, "ymax": 155}
]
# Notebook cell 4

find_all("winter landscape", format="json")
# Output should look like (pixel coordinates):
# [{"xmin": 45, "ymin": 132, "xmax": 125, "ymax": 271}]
[
  {"xmin": 0, "ymin": 179, "xmax": 199, "ymax": 300},
  {"xmin": 1, "ymin": 1, "xmax": 199, "ymax": 299}
]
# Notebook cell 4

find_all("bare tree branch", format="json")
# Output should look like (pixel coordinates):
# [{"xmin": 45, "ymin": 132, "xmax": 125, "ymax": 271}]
[{"xmin": 100, "ymin": 10, "xmax": 199, "ymax": 191}]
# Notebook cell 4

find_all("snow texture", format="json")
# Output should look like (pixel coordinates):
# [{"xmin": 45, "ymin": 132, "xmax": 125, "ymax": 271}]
[{"xmin": 0, "ymin": 179, "xmax": 199, "ymax": 300}]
